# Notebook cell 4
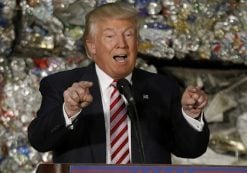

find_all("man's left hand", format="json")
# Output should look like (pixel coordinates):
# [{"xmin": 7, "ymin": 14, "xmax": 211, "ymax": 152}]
[{"xmin": 181, "ymin": 86, "xmax": 208, "ymax": 118}]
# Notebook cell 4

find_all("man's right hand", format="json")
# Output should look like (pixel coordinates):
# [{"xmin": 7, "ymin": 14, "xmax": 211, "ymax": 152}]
[{"xmin": 63, "ymin": 81, "xmax": 93, "ymax": 118}]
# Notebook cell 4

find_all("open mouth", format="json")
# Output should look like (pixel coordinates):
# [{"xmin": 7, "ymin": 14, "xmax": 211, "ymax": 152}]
[{"xmin": 113, "ymin": 55, "xmax": 128, "ymax": 63}]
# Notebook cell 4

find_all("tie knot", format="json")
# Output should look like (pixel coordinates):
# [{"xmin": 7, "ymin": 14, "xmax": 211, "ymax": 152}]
[{"xmin": 111, "ymin": 80, "xmax": 118, "ymax": 88}]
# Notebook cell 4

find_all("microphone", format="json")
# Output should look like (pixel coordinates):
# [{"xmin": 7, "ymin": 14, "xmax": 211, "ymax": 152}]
[{"xmin": 116, "ymin": 78, "xmax": 135, "ymax": 105}]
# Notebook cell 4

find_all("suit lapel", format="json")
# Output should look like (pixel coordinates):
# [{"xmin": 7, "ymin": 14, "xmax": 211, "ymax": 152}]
[{"xmin": 79, "ymin": 63, "xmax": 106, "ymax": 163}]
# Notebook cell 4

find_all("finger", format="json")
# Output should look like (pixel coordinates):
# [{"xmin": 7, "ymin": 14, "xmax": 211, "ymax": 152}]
[
  {"xmin": 71, "ymin": 81, "xmax": 93, "ymax": 102},
  {"xmin": 186, "ymin": 86, "xmax": 203, "ymax": 97},
  {"xmin": 66, "ymin": 96, "xmax": 79, "ymax": 107},
  {"xmin": 188, "ymin": 88, "xmax": 206, "ymax": 103},
  {"xmin": 184, "ymin": 98, "xmax": 196, "ymax": 106},
  {"xmin": 72, "ymin": 81, "xmax": 93, "ymax": 89},
  {"xmin": 83, "ymin": 93, "xmax": 93, "ymax": 103},
  {"xmin": 77, "ymin": 87, "xmax": 93, "ymax": 102},
  {"xmin": 74, "ymin": 87, "xmax": 86, "ymax": 101},
  {"xmin": 64, "ymin": 92, "xmax": 79, "ymax": 106},
  {"xmin": 68, "ymin": 86, "xmax": 83, "ymax": 103},
  {"xmin": 70, "ymin": 90, "xmax": 81, "ymax": 103},
  {"xmin": 197, "ymin": 99, "xmax": 208, "ymax": 109},
  {"xmin": 78, "ymin": 81, "xmax": 93, "ymax": 89},
  {"xmin": 183, "ymin": 104, "xmax": 194, "ymax": 110},
  {"xmin": 80, "ymin": 93, "xmax": 93, "ymax": 108},
  {"xmin": 80, "ymin": 101, "xmax": 90, "ymax": 108},
  {"xmin": 183, "ymin": 87, "xmax": 199, "ymax": 101},
  {"xmin": 64, "ymin": 88, "xmax": 81, "ymax": 106},
  {"xmin": 197, "ymin": 94, "xmax": 207, "ymax": 104},
  {"xmin": 184, "ymin": 98, "xmax": 204, "ymax": 110},
  {"xmin": 191, "ymin": 94, "xmax": 207, "ymax": 110},
  {"xmin": 186, "ymin": 86, "xmax": 199, "ymax": 92},
  {"xmin": 191, "ymin": 93, "xmax": 200, "ymax": 101}
]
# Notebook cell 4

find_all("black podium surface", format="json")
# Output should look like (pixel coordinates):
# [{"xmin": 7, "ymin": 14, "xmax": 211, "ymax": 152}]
[{"xmin": 36, "ymin": 164, "xmax": 247, "ymax": 173}]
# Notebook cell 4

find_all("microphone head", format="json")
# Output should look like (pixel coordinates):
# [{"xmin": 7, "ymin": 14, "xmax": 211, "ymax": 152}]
[
  {"xmin": 116, "ymin": 78, "xmax": 130, "ymax": 94},
  {"xmin": 116, "ymin": 78, "xmax": 135, "ymax": 105}
]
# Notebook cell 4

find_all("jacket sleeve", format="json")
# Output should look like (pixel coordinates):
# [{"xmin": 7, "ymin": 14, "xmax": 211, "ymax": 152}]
[
  {"xmin": 170, "ymin": 82, "xmax": 210, "ymax": 158},
  {"xmin": 28, "ymin": 77, "xmax": 71, "ymax": 152}
]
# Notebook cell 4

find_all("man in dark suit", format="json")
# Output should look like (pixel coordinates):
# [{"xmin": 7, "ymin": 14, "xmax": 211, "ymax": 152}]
[{"xmin": 28, "ymin": 2, "xmax": 209, "ymax": 164}]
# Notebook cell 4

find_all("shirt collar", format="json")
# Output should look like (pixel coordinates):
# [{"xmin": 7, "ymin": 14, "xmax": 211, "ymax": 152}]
[{"xmin": 95, "ymin": 64, "xmax": 132, "ymax": 91}]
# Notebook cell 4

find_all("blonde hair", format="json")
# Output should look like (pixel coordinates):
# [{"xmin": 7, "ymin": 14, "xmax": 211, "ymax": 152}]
[{"xmin": 83, "ymin": 2, "xmax": 138, "ymax": 52}]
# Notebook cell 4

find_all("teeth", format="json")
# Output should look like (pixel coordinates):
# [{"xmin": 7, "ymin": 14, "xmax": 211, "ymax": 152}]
[{"xmin": 113, "ymin": 55, "xmax": 127, "ymax": 62}]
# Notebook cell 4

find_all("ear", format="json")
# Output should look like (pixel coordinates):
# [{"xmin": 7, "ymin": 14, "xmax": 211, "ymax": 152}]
[{"xmin": 86, "ymin": 39, "xmax": 96, "ymax": 60}]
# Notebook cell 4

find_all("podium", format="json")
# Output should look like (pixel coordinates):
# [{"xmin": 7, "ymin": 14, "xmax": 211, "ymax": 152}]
[
  {"xmin": 36, "ymin": 164, "xmax": 247, "ymax": 173},
  {"xmin": 36, "ymin": 164, "xmax": 68, "ymax": 173}
]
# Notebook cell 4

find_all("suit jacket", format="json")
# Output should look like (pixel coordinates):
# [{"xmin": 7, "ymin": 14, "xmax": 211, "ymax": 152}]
[{"xmin": 28, "ymin": 63, "xmax": 209, "ymax": 164}]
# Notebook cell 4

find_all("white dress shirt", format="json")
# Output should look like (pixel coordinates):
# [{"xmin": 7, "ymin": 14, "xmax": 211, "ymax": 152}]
[{"xmin": 63, "ymin": 64, "xmax": 204, "ymax": 163}]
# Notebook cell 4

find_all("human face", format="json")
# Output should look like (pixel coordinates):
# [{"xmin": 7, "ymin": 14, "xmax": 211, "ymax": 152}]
[{"xmin": 86, "ymin": 18, "xmax": 138, "ymax": 79}]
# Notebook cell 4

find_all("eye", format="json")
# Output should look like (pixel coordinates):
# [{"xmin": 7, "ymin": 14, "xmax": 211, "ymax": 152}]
[
  {"xmin": 125, "ymin": 30, "xmax": 134, "ymax": 38},
  {"xmin": 103, "ymin": 30, "xmax": 116, "ymax": 40},
  {"xmin": 106, "ymin": 35, "xmax": 114, "ymax": 38},
  {"xmin": 104, "ymin": 33, "xmax": 116, "ymax": 41}
]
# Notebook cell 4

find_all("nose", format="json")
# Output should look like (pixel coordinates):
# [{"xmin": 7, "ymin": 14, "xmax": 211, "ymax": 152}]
[{"xmin": 117, "ymin": 35, "xmax": 127, "ymax": 48}]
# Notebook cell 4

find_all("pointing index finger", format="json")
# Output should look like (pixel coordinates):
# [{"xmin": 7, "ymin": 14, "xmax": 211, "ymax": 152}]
[
  {"xmin": 78, "ymin": 81, "xmax": 93, "ymax": 89},
  {"xmin": 186, "ymin": 86, "xmax": 201, "ymax": 93}
]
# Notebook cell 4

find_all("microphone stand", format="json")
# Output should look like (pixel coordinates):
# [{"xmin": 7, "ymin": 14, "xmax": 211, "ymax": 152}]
[{"xmin": 127, "ymin": 102, "xmax": 146, "ymax": 163}]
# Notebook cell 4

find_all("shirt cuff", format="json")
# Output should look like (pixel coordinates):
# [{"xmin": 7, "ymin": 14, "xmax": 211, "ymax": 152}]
[
  {"xmin": 182, "ymin": 108, "xmax": 204, "ymax": 132},
  {"xmin": 63, "ymin": 103, "xmax": 81, "ymax": 129}
]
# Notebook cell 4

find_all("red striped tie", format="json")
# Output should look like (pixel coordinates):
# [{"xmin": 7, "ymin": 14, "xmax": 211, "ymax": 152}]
[{"xmin": 110, "ymin": 81, "xmax": 130, "ymax": 164}]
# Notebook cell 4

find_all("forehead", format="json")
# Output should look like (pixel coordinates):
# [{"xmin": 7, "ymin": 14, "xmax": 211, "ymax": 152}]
[{"xmin": 96, "ymin": 18, "xmax": 136, "ymax": 32}]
